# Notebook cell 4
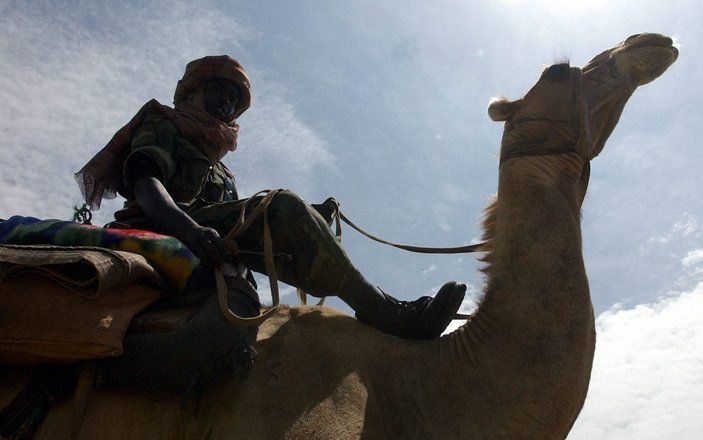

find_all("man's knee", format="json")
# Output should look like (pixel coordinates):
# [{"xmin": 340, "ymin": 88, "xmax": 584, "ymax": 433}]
[{"xmin": 271, "ymin": 189, "xmax": 309, "ymax": 214}]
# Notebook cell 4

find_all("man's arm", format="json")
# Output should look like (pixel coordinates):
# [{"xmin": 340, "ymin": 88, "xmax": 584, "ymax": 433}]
[{"xmin": 132, "ymin": 162, "xmax": 228, "ymax": 269}]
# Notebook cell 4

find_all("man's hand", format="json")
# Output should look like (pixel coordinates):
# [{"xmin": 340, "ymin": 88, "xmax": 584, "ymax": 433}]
[
  {"xmin": 178, "ymin": 224, "xmax": 228, "ymax": 269},
  {"xmin": 132, "ymin": 166, "xmax": 230, "ymax": 269}
]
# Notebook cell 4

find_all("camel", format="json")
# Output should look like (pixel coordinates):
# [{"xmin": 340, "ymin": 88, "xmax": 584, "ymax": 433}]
[{"xmin": 18, "ymin": 33, "xmax": 678, "ymax": 439}]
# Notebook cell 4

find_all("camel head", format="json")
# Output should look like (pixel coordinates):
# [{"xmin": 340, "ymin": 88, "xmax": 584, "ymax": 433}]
[{"xmin": 488, "ymin": 33, "xmax": 678, "ymax": 164}]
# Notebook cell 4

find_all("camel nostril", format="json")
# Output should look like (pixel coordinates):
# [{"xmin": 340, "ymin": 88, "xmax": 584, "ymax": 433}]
[{"xmin": 624, "ymin": 34, "xmax": 642, "ymax": 44}]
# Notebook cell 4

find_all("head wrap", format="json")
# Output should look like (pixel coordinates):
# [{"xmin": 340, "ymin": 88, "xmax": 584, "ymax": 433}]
[
  {"xmin": 75, "ymin": 56, "xmax": 252, "ymax": 210},
  {"xmin": 174, "ymin": 55, "xmax": 251, "ymax": 118}
]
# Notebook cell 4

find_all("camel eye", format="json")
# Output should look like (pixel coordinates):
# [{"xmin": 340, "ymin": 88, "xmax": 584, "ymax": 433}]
[{"xmin": 542, "ymin": 64, "xmax": 571, "ymax": 82}]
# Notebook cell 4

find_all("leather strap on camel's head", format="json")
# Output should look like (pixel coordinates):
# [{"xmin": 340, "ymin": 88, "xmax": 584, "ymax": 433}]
[
  {"xmin": 489, "ymin": 65, "xmax": 592, "ymax": 203},
  {"xmin": 495, "ymin": 66, "xmax": 589, "ymax": 165},
  {"xmin": 488, "ymin": 33, "xmax": 679, "ymax": 167}
]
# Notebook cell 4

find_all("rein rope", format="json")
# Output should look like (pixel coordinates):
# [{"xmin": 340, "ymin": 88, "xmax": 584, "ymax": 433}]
[
  {"xmin": 215, "ymin": 189, "xmax": 488, "ymax": 327},
  {"xmin": 217, "ymin": 68, "xmax": 593, "ymax": 327},
  {"xmin": 328, "ymin": 198, "xmax": 484, "ymax": 254},
  {"xmin": 215, "ymin": 189, "xmax": 285, "ymax": 327}
]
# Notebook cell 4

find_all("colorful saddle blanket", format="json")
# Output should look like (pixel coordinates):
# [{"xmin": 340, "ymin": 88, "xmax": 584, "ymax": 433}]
[{"xmin": 0, "ymin": 216, "xmax": 199, "ymax": 290}]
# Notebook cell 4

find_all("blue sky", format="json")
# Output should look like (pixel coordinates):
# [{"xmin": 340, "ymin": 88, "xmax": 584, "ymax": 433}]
[{"xmin": 1, "ymin": 0, "xmax": 702, "ymax": 437}]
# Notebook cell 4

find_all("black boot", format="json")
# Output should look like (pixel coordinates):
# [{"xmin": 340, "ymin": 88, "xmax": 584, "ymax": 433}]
[{"xmin": 355, "ymin": 281, "xmax": 466, "ymax": 340}]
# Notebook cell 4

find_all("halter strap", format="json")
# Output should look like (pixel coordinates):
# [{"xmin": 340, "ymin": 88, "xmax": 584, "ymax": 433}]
[
  {"xmin": 499, "ymin": 144, "xmax": 577, "ymax": 165},
  {"xmin": 499, "ymin": 67, "xmax": 588, "ymax": 165}
]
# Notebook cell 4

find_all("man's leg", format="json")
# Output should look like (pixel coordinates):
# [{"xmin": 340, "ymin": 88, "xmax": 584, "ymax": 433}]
[{"xmin": 188, "ymin": 190, "xmax": 465, "ymax": 340}]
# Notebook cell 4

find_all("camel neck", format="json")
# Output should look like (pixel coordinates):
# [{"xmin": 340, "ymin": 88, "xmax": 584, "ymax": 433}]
[
  {"xmin": 480, "ymin": 155, "xmax": 591, "ymax": 337},
  {"xmin": 429, "ymin": 155, "xmax": 595, "ymax": 438}
]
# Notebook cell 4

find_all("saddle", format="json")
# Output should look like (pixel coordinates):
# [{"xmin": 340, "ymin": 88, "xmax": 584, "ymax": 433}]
[{"xmin": 0, "ymin": 244, "xmax": 260, "ymax": 438}]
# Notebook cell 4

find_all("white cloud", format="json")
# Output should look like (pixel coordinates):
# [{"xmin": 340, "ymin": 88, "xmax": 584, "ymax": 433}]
[
  {"xmin": 682, "ymin": 249, "xmax": 703, "ymax": 268},
  {"xmin": 233, "ymin": 78, "xmax": 335, "ymax": 197},
  {"xmin": 569, "ymin": 283, "xmax": 703, "ymax": 439},
  {"xmin": 253, "ymin": 275, "xmax": 298, "ymax": 306},
  {"xmin": 648, "ymin": 214, "xmax": 700, "ymax": 245}
]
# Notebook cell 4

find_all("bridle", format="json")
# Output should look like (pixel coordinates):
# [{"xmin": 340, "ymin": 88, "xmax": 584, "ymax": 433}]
[{"xmin": 498, "ymin": 67, "xmax": 592, "ymax": 204}]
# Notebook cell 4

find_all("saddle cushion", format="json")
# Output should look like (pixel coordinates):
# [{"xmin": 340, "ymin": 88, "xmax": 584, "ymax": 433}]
[{"xmin": 0, "ymin": 245, "xmax": 164, "ymax": 365}]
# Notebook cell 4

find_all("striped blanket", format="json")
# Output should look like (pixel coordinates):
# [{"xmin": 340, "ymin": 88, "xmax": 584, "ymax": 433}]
[{"xmin": 0, "ymin": 216, "xmax": 199, "ymax": 290}]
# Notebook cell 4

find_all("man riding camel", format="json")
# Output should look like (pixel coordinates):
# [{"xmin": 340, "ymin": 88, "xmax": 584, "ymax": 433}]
[{"xmin": 76, "ymin": 55, "xmax": 466, "ymax": 340}]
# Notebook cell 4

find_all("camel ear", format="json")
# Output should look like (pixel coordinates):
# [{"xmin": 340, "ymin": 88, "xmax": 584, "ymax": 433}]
[{"xmin": 487, "ymin": 97, "xmax": 515, "ymax": 121}]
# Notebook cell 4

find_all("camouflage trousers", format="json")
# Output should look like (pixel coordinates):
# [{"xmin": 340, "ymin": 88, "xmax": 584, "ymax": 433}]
[{"xmin": 186, "ymin": 190, "xmax": 353, "ymax": 296}]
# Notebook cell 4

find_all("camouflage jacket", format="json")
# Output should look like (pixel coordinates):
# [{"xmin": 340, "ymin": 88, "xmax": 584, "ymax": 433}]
[{"xmin": 122, "ymin": 112, "xmax": 238, "ymax": 206}]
